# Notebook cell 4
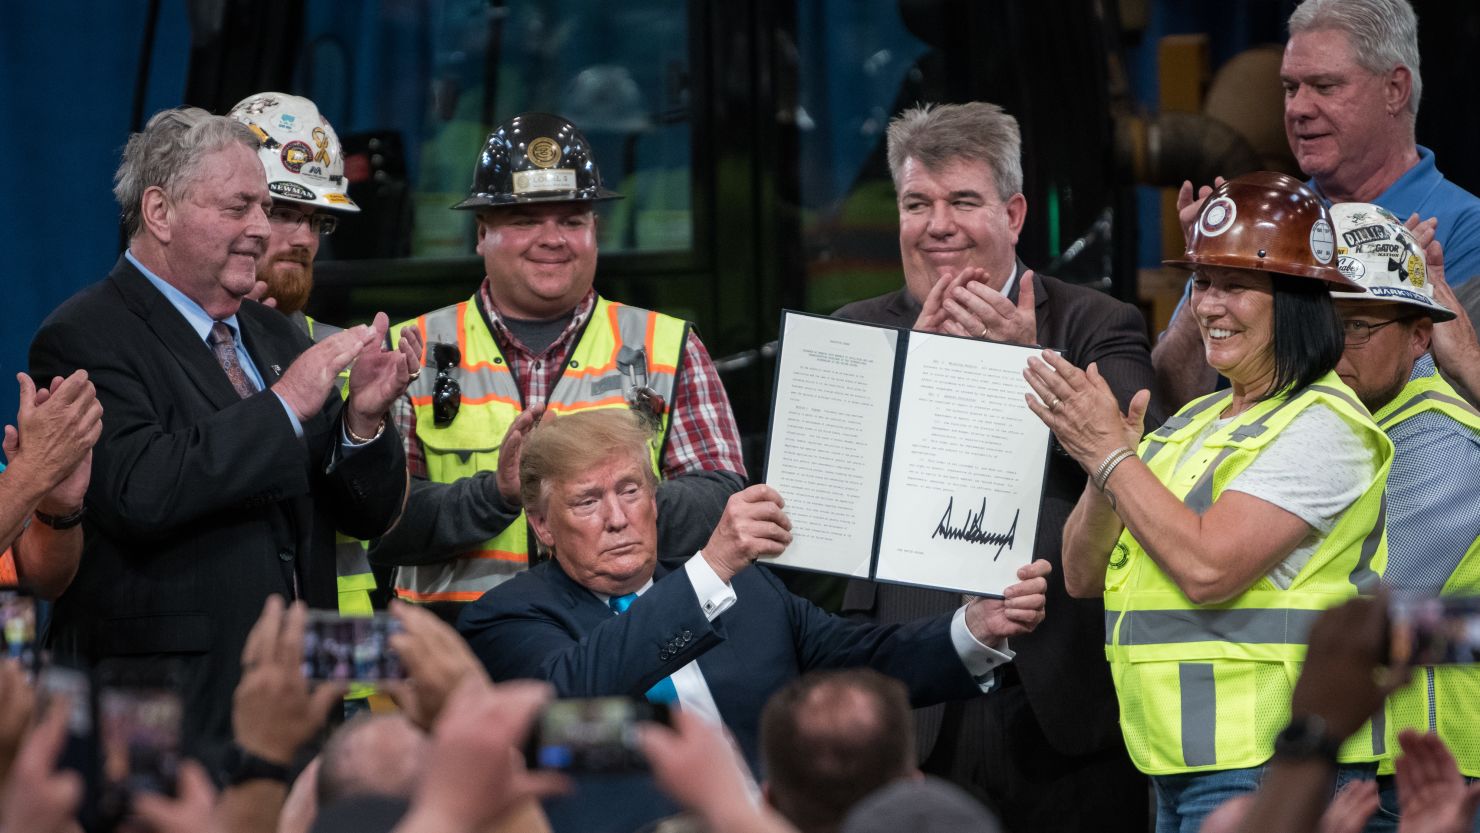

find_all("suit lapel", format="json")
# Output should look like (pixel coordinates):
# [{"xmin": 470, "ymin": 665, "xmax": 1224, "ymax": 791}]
[
  {"xmin": 237, "ymin": 307, "xmax": 292, "ymax": 389},
  {"xmin": 109, "ymin": 258, "xmax": 244, "ymax": 412}
]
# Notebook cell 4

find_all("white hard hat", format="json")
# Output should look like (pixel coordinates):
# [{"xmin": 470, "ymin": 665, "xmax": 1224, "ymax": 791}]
[
  {"xmin": 1328, "ymin": 202, "xmax": 1454, "ymax": 321},
  {"xmin": 226, "ymin": 92, "xmax": 359, "ymax": 213}
]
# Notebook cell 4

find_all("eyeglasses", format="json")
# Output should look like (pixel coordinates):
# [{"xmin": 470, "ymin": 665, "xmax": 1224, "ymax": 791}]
[
  {"xmin": 431, "ymin": 343, "xmax": 461, "ymax": 427},
  {"xmin": 267, "ymin": 204, "xmax": 339, "ymax": 236},
  {"xmin": 1341, "ymin": 315, "xmax": 1415, "ymax": 346}
]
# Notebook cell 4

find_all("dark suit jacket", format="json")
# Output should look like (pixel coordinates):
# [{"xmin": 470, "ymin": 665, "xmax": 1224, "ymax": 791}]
[
  {"xmin": 458, "ymin": 558, "xmax": 982, "ymax": 770},
  {"xmin": 833, "ymin": 267, "xmax": 1159, "ymax": 758},
  {"xmin": 29, "ymin": 256, "xmax": 406, "ymax": 772}
]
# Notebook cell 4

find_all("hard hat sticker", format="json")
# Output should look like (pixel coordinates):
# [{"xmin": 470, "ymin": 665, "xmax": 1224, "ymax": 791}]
[
  {"xmin": 1200, "ymin": 197, "xmax": 1236, "ymax": 238},
  {"xmin": 1337, "ymin": 255, "xmax": 1366, "ymax": 282},
  {"xmin": 1406, "ymin": 254, "xmax": 1426, "ymax": 287},
  {"xmin": 275, "ymin": 113, "xmax": 300, "ymax": 134},
  {"xmin": 527, "ymin": 137, "xmax": 562, "ymax": 169},
  {"xmin": 270, "ymin": 181, "xmax": 317, "ymax": 201},
  {"xmin": 513, "ymin": 168, "xmax": 578, "ymax": 194},
  {"xmin": 239, "ymin": 96, "xmax": 279, "ymax": 116},
  {"xmin": 324, "ymin": 192, "xmax": 352, "ymax": 205},
  {"xmin": 1341, "ymin": 223, "xmax": 1388, "ymax": 248},
  {"xmin": 281, "ymin": 141, "xmax": 313, "ymax": 174},
  {"xmin": 1310, "ymin": 219, "xmax": 1335, "ymax": 263}
]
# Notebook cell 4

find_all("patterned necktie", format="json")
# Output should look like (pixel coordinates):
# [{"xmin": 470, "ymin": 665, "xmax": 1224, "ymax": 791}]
[
  {"xmin": 208, "ymin": 321, "xmax": 257, "ymax": 399},
  {"xmin": 608, "ymin": 592, "xmax": 680, "ymax": 705}
]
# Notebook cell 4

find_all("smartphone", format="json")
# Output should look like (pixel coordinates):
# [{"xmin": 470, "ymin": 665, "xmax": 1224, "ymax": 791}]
[
  {"xmin": 98, "ymin": 684, "xmax": 183, "ymax": 813},
  {"xmin": 36, "ymin": 663, "xmax": 103, "ymax": 830},
  {"xmin": 301, "ymin": 610, "xmax": 405, "ymax": 682},
  {"xmin": 0, "ymin": 586, "xmax": 38, "ymax": 673},
  {"xmin": 1389, "ymin": 595, "xmax": 1480, "ymax": 665},
  {"xmin": 525, "ymin": 696, "xmax": 672, "ymax": 774}
]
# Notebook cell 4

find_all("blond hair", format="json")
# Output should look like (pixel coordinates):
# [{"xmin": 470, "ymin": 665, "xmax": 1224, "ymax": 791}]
[{"xmin": 519, "ymin": 409, "xmax": 658, "ymax": 514}]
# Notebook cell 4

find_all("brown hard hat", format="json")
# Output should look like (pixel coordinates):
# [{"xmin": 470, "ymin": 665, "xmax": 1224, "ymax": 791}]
[{"xmin": 1164, "ymin": 171, "xmax": 1358, "ymax": 288}]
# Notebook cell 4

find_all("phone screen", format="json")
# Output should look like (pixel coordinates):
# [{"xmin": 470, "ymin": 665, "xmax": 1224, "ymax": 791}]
[
  {"xmin": 301, "ymin": 611, "xmax": 405, "ymax": 682},
  {"xmin": 526, "ymin": 696, "xmax": 671, "ymax": 773},
  {"xmin": 1390, "ymin": 595, "xmax": 1480, "ymax": 665},
  {"xmin": 99, "ymin": 686, "xmax": 183, "ymax": 805},
  {"xmin": 0, "ymin": 587, "xmax": 38, "ymax": 672}
]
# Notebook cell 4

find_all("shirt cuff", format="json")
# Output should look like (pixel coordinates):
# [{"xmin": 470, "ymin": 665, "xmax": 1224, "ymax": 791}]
[
  {"xmin": 950, "ymin": 606, "xmax": 1015, "ymax": 692},
  {"xmin": 272, "ymin": 392, "xmax": 306, "ymax": 439},
  {"xmin": 685, "ymin": 553, "xmax": 738, "ymax": 622}
]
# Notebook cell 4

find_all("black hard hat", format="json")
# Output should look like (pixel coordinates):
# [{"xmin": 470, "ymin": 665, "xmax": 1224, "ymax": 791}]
[{"xmin": 452, "ymin": 112, "xmax": 622, "ymax": 210}]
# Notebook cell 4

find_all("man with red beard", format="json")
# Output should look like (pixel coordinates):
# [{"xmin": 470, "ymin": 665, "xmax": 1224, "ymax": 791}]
[
  {"xmin": 228, "ymin": 93, "xmax": 384, "ymax": 625},
  {"xmin": 227, "ymin": 92, "xmax": 358, "ymax": 338}
]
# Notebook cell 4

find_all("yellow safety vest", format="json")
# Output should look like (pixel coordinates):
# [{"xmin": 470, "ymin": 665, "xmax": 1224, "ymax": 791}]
[
  {"xmin": 390, "ymin": 295, "xmax": 686, "ymax": 604},
  {"xmin": 302, "ymin": 315, "xmax": 378, "ymax": 619},
  {"xmin": 1376, "ymin": 371, "xmax": 1480, "ymax": 776},
  {"xmin": 1104, "ymin": 373, "xmax": 1394, "ymax": 775}
]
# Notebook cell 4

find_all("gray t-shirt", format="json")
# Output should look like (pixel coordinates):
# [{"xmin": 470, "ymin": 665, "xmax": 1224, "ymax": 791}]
[{"xmin": 1176, "ymin": 403, "xmax": 1375, "ymax": 589}]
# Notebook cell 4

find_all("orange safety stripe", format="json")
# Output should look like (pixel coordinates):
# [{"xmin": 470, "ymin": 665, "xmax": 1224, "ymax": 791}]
[
  {"xmin": 0, "ymin": 550, "xmax": 16, "ymax": 585},
  {"xmin": 546, "ymin": 396, "xmax": 629, "ymax": 414},
  {"xmin": 645, "ymin": 311, "xmax": 677, "ymax": 374},
  {"xmin": 459, "ymin": 549, "xmax": 527, "ymax": 564},
  {"xmin": 455, "ymin": 303, "xmax": 512, "ymax": 373},
  {"xmin": 396, "ymin": 588, "xmax": 488, "ymax": 603}
]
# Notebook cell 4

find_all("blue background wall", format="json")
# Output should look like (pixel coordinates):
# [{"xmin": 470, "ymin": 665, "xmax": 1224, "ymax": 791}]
[{"xmin": 0, "ymin": 3, "xmax": 192, "ymax": 428}]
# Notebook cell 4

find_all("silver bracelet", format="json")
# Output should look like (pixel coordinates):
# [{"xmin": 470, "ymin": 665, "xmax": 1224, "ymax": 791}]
[{"xmin": 1092, "ymin": 446, "xmax": 1135, "ymax": 492}]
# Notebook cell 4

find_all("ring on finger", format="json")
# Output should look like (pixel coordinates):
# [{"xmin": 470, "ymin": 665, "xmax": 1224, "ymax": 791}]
[
  {"xmin": 978, "ymin": 326, "xmax": 989, "ymax": 339},
  {"xmin": 407, "ymin": 369, "xmax": 422, "ymax": 382},
  {"xmin": 1048, "ymin": 397, "xmax": 1061, "ymax": 411}
]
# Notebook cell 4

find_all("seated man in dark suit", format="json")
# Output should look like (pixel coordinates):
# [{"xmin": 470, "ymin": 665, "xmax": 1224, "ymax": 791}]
[
  {"xmin": 457, "ymin": 409, "xmax": 1049, "ymax": 830},
  {"xmin": 29, "ymin": 107, "xmax": 418, "ymax": 777}
]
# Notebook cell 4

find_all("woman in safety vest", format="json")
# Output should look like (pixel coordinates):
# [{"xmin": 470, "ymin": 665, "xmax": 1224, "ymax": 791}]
[{"xmin": 1022, "ymin": 172, "xmax": 1394, "ymax": 833}]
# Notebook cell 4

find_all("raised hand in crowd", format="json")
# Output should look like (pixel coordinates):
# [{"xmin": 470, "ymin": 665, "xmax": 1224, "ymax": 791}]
[
  {"xmin": 131, "ymin": 761, "xmax": 217, "ymax": 833},
  {"xmin": 1404, "ymin": 213, "xmax": 1480, "ymax": 404},
  {"xmin": 639, "ymin": 710, "xmax": 798, "ymax": 833},
  {"xmin": 393, "ymin": 678, "xmax": 570, "ymax": 833},
  {"xmin": 345, "ymin": 311, "xmax": 423, "ymax": 439},
  {"xmin": 0, "ymin": 662, "xmax": 35, "ymax": 789},
  {"xmin": 699, "ymin": 485, "xmax": 793, "ymax": 584},
  {"xmin": 0, "ymin": 697, "xmax": 82, "ymax": 833},
  {"xmin": 913, "ymin": 265, "xmax": 1037, "ymax": 345},
  {"xmin": 235, "ymin": 596, "xmax": 346, "ymax": 766},
  {"xmin": 1232, "ymin": 596, "xmax": 1408, "ymax": 833},
  {"xmin": 385, "ymin": 598, "xmax": 492, "ymax": 731},
  {"xmin": 1394, "ymin": 730, "xmax": 1480, "ymax": 833},
  {"xmin": 1318, "ymin": 780, "xmax": 1379, "ymax": 833}
]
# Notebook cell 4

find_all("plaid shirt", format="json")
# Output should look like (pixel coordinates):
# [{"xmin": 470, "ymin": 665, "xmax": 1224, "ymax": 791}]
[{"xmin": 393, "ymin": 283, "xmax": 747, "ymax": 480}]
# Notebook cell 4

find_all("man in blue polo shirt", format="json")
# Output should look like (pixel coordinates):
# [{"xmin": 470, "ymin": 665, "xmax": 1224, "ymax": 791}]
[{"xmin": 1152, "ymin": 0, "xmax": 1480, "ymax": 411}]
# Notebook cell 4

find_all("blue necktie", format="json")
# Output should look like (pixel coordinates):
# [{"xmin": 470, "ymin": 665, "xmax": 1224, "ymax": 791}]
[{"xmin": 608, "ymin": 592, "xmax": 680, "ymax": 705}]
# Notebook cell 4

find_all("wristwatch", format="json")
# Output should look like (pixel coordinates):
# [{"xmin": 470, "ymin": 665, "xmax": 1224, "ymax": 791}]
[
  {"xmin": 221, "ymin": 744, "xmax": 292, "ymax": 787},
  {"xmin": 33, "ymin": 506, "xmax": 85, "ymax": 530},
  {"xmin": 1273, "ymin": 714, "xmax": 1343, "ymax": 763}
]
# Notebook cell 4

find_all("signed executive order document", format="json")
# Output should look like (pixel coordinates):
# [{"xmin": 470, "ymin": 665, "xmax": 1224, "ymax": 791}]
[{"xmin": 763, "ymin": 311, "xmax": 1051, "ymax": 597}]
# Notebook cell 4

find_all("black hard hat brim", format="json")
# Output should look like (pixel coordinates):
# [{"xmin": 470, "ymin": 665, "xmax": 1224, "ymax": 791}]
[{"xmin": 452, "ymin": 187, "xmax": 624, "ymax": 210}]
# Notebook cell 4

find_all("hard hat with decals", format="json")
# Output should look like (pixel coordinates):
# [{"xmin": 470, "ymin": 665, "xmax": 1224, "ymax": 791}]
[
  {"xmin": 226, "ymin": 92, "xmax": 359, "ymax": 213},
  {"xmin": 453, "ymin": 111, "xmax": 622, "ymax": 210},
  {"xmin": 1327, "ymin": 202, "xmax": 1455, "ymax": 321},
  {"xmin": 1165, "ymin": 171, "xmax": 1356, "ymax": 287}
]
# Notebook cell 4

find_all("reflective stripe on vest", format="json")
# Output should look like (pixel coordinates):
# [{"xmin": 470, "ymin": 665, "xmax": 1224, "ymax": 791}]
[
  {"xmin": 1104, "ymin": 371, "xmax": 1394, "ymax": 775},
  {"xmin": 305, "ymin": 315, "xmax": 377, "ymax": 616},
  {"xmin": 389, "ymin": 295, "xmax": 686, "ymax": 604},
  {"xmin": 1376, "ymin": 371, "xmax": 1480, "ymax": 776}
]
